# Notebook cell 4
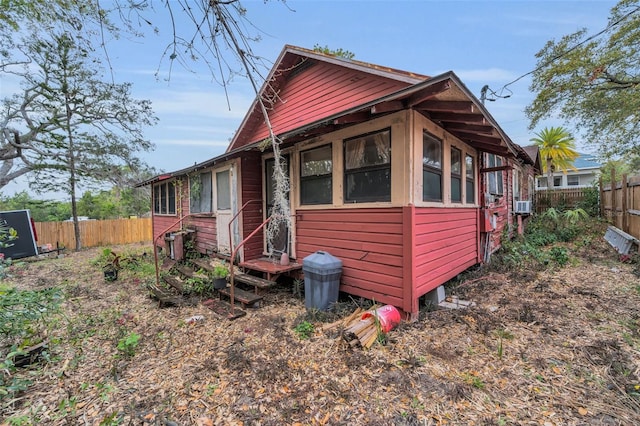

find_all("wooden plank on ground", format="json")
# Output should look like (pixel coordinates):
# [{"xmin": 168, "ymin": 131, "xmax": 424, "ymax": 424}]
[
  {"xmin": 234, "ymin": 273, "xmax": 276, "ymax": 290},
  {"xmin": 190, "ymin": 258, "xmax": 216, "ymax": 273},
  {"xmin": 162, "ymin": 275, "xmax": 186, "ymax": 293},
  {"xmin": 202, "ymin": 298, "xmax": 247, "ymax": 320},
  {"xmin": 218, "ymin": 286, "xmax": 263, "ymax": 308}
]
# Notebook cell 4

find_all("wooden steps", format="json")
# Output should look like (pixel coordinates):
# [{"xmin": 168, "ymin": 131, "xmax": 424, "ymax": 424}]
[
  {"xmin": 218, "ymin": 286, "xmax": 263, "ymax": 308},
  {"xmin": 234, "ymin": 273, "xmax": 277, "ymax": 290},
  {"xmin": 162, "ymin": 275, "xmax": 186, "ymax": 293},
  {"xmin": 190, "ymin": 258, "xmax": 216, "ymax": 272},
  {"xmin": 202, "ymin": 298, "xmax": 246, "ymax": 319},
  {"xmin": 175, "ymin": 264, "xmax": 201, "ymax": 279},
  {"xmin": 147, "ymin": 284, "xmax": 182, "ymax": 307}
]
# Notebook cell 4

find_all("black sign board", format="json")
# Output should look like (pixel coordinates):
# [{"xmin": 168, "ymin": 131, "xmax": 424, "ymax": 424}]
[{"xmin": 0, "ymin": 210, "xmax": 38, "ymax": 259}]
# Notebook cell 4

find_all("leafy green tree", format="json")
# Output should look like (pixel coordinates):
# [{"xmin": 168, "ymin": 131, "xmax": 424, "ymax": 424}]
[
  {"xmin": 0, "ymin": 191, "xmax": 70, "ymax": 222},
  {"xmin": 2, "ymin": 33, "xmax": 156, "ymax": 249},
  {"xmin": 2, "ymin": 0, "xmax": 291, "ymax": 252},
  {"xmin": 530, "ymin": 127, "xmax": 579, "ymax": 189},
  {"xmin": 526, "ymin": 0, "xmax": 640, "ymax": 158}
]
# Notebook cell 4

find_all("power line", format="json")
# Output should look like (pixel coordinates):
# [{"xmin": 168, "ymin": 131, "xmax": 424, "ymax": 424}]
[{"xmin": 482, "ymin": 5, "xmax": 640, "ymax": 100}]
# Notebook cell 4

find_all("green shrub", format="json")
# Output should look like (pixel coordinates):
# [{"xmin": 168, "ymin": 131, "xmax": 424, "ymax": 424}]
[
  {"xmin": 549, "ymin": 246, "xmax": 569, "ymax": 266},
  {"xmin": 116, "ymin": 332, "xmax": 140, "ymax": 358},
  {"xmin": 0, "ymin": 285, "xmax": 62, "ymax": 401},
  {"xmin": 293, "ymin": 321, "xmax": 314, "ymax": 340}
]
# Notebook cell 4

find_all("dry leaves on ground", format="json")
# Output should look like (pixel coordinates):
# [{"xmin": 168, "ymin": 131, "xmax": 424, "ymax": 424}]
[{"xmin": 1, "ymin": 236, "xmax": 640, "ymax": 425}]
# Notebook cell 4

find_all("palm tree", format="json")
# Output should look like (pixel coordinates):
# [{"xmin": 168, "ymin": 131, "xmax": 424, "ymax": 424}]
[{"xmin": 530, "ymin": 127, "xmax": 579, "ymax": 189}]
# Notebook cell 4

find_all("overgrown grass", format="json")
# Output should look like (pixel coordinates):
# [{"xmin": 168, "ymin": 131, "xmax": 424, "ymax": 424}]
[{"xmin": 491, "ymin": 208, "xmax": 599, "ymax": 273}]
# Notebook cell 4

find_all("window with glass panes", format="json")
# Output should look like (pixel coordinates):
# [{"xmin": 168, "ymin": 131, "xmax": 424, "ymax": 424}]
[
  {"xmin": 465, "ymin": 155, "xmax": 475, "ymax": 204},
  {"xmin": 487, "ymin": 154, "xmax": 504, "ymax": 195},
  {"xmin": 567, "ymin": 175, "xmax": 579, "ymax": 186},
  {"xmin": 344, "ymin": 129, "xmax": 391, "ymax": 203},
  {"xmin": 423, "ymin": 132, "xmax": 443, "ymax": 202},
  {"xmin": 300, "ymin": 144, "xmax": 332, "ymax": 205},
  {"xmin": 451, "ymin": 147, "xmax": 462, "ymax": 203},
  {"xmin": 190, "ymin": 171, "xmax": 213, "ymax": 213},
  {"xmin": 153, "ymin": 181, "xmax": 176, "ymax": 215}
]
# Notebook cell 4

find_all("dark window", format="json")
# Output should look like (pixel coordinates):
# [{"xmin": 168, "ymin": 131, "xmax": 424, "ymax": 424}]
[
  {"xmin": 487, "ymin": 154, "xmax": 504, "ymax": 195},
  {"xmin": 451, "ymin": 147, "xmax": 462, "ymax": 203},
  {"xmin": 553, "ymin": 176, "xmax": 562, "ymax": 187},
  {"xmin": 190, "ymin": 171, "xmax": 212, "ymax": 213},
  {"xmin": 466, "ymin": 154, "xmax": 475, "ymax": 204},
  {"xmin": 423, "ymin": 132, "xmax": 442, "ymax": 201},
  {"xmin": 153, "ymin": 181, "xmax": 176, "ymax": 215},
  {"xmin": 300, "ymin": 144, "xmax": 332, "ymax": 205},
  {"xmin": 344, "ymin": 129, "xmax": 391, "ymax": 203}
]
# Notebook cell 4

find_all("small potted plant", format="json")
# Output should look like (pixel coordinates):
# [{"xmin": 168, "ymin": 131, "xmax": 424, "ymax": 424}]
[
  {"xmin": 212, "ymin": 264, "xmax": 229, "ymax": 290},
  {"xmin": 102, "ymin": 249, "xmax": 121, "ymax": 282}
]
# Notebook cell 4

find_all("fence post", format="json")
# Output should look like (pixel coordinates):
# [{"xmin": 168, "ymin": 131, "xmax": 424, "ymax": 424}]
[
  {"xmin": 622, "ymin": 174, "xmax": 628, "ymax": 232},
  {"xmin": 599, "ymin": 176, "xmax": 604, "ymax": 218},
  {"xmin": 611, "ymin": 169, "xmax": 617, "ymax": 226}
]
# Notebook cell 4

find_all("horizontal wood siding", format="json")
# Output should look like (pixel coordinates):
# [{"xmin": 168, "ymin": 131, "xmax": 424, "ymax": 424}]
[
  {"xmin": 238, "ymin": 62, "xmax": 410, "ymax": 148},
  {"xmin": 414, "ymin": 207, "xmax": 479, "ymax": 296},
  {"xmin": 241, "ymin": 151, "xmax": 264, "ymax": 260},
  {"xmin": 296, "ymin": 208, "xmax": 405, "ymax": 307},
  {"xmin": 153, "ymin": 215, "xmax": 179, "ymax": 245},
  {"xmin": 184, "ymin": 217, "xmax": 216, "ymax": 254}
]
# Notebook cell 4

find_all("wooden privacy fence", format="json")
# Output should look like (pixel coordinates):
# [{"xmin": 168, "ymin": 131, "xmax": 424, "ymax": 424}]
[
  {"xmin": 34, "ymin": 218, "xmax": 152, "ymax": 251},
  {"xmin": 600, "ymin": 172, "xmax": 640, "ymax": 240},
  {"xmin": 534, "ymin": 187, "xmax": 591, "ymax": 213}
]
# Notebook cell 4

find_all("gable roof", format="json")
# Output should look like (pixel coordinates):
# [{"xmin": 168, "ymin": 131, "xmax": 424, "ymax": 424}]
[
  {"xmin": 227, "ymin": 45, "xmax": 428, "ymax": 152},
  {"xmin": 138, "ymin": 45, "xmax": 523, "ymax": 187},
  {"xmin": 228, "ymin": 45, "xmax": 519, "ymax": 158}
]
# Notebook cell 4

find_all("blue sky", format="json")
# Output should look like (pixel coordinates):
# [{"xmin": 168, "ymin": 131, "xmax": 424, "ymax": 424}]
[{"xmin": 1, "ymin": 0, "xmax": 617, "ymax": 199}]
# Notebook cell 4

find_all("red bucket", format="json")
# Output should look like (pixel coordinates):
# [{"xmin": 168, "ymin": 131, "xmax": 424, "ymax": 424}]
[{"xmin": 361, "ymin": 305, "xmax": 401, "ymax": 333}]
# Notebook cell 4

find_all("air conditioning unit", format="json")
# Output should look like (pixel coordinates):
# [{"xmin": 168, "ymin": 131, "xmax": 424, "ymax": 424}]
[{"xmin": 514, "ymin": 200, "xmax": 531, "ymax": 214}]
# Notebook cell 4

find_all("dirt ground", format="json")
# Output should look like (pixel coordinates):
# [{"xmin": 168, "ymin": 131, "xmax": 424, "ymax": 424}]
[{"xmin": 2, "ymin": 224, "xmax": 640, "ymax": 425}]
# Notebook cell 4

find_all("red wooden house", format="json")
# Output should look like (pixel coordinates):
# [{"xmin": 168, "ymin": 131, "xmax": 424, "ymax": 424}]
[{"xmin": 139, "ymin": 45, "xmax": 537, "ymax": 319}]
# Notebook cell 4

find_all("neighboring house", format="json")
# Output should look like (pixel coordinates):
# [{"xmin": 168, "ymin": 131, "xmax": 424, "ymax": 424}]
[
  {"xmin": 138, "ymin": 45, "xmax": 538, "ymax": 319},
  {"xmin": 531, "ymin": 151, "xmax": 601, "ymax": 190}
]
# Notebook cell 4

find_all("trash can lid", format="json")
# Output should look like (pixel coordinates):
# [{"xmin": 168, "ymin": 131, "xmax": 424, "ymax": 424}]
[{"xmin": 303, "ymin": 250, "xmax": 342, "ymax": 270}]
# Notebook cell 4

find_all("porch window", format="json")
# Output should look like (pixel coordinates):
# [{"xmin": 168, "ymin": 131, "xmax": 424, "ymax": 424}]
[
  {"xmin": 300, "ymin": 144, "xmax": 332, "ymax": 205},
  {"xmin": 153, "ymin": 181, "xmax": 176, "ymax": 215},
  {"xmin": 487, "ymin": 154, "xmax": 504, "ymax": 195},
  {"xmin": 190, "ymin": 171, "xmax": 213, "ymax": 213},
  {"xmin": 567, "ymin": 175, "xmax": 579, "ymax": 186},
  {"xmin": 344, "ymin": 129, "xmax": 391, "ymax": 203},
  {"xmin": 423, "ymin": 132, "xmax": 442, "ymax": 202},
  {"xmin": 451, "ymin": 147, "xmax": 462, "ymax": 203},
  {"xmin": 466, "ymin": 155, "xmax": 475, "ymax": 204}
]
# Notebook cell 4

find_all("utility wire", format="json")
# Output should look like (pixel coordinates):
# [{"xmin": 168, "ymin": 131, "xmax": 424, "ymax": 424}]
[{"xmin": 501, "ymin": 5, "xmax": 640, "ymax": 91}]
